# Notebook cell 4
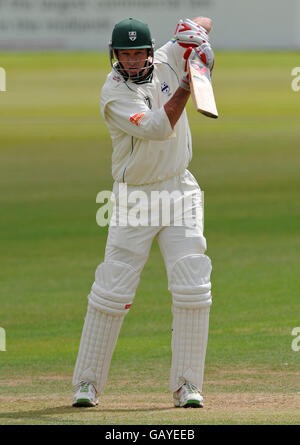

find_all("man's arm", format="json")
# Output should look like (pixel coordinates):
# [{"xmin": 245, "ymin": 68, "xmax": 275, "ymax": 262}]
[
  {"xmin": 104, "ymin": 97, "xmax": 175, "ymax": 141},
  {"xmin": 162, "ymin": 16, "xmax": 214, "ymax": 129},
  {"xmin": 164, "ymin": 87, "xmax": 190, "ymax": 130}
]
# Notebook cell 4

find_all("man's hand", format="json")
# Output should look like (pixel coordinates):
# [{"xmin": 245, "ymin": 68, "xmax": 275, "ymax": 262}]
[
  {"xmin": 179, "ymin": 46, "xmax": 193, "ymax": 90},
  {"xmin": 193, "ymin": 43, "xmax": 215, "ymax": 72},
  {"xmin": 180, "ymin": 42, "xmax": 215, "ymax": 91},
  {"xmin": 191, "ymin": 16, "xmax": 212, "ymax": 33},
  {"xmin": 174, "ymin": 18, "xmax": 211, "ymax": 48}
]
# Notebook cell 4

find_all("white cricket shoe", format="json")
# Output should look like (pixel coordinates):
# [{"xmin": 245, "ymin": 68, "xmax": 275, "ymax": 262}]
[
  {"xmin": 72, "ymin": 381, "xmax": 99, "ymax": 407},
  {"xmin": 173, "ymin": 381, "xmax": 204, "ymax": 408}
]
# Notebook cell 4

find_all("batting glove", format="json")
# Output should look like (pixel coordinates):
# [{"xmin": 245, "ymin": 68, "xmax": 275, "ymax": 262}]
[
  {"xmin": 179, "ymin": 46, "xmax": 193, "ymax": 91},
  {"xmin": 193, "ymin": 42, "xmax": 215, "ymax": 72},
  {"xmin": 174, "ymin": 18, "xmax": 210, "ymax": 48},
  {"xmin": 180, "ymin": 42, "xmax": 215, "ymax": 90}
]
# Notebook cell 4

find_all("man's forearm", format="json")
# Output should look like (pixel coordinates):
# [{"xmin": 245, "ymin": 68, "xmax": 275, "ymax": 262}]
[{"xmin": 164, "ymin": 87, "xmax": 190, "ymax": 129}]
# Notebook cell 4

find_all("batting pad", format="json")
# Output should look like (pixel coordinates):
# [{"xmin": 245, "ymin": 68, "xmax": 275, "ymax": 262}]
[
  {"xmin": 73, "ymin": 260, "xmax": 140, "ymax": 393},
  {"xmin": 169, "ymin": 254, "xmax": 212, "ymax": 309},
  {"xmin": 72, "ymin": 303, "xmax": 123, "ymax": 393},
  {"xmin": 90, "ymin": 260, "xmax": 140, "ymax": 315},
  {"xmin": 169, "ymin": 254, "xmax": 212, "ymax": 393}
]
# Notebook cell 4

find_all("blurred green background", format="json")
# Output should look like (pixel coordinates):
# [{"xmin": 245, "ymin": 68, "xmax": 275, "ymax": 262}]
[{"xmin": 0, "ymin": 51, "xmax": 299, "ymax": 395}]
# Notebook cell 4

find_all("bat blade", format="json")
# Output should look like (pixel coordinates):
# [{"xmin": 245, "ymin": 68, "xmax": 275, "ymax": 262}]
[{"xmin": 188, "ymin": 59, "xmax": 218, "ymax": 119}]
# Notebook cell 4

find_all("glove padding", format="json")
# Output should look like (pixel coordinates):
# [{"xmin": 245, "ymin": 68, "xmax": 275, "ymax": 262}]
[
  {"xmin": 193, "ymin": 42, "xmax": 214, "ymax": 72},
  {"xmin": 180, "ymin": 43, "xmax": 215, "ymax": 90},
  {"xmin": 174, "ymin": 18, "xmax": 210, "ymax": 48},
  {"xmin": 180, "ymin": 46, "xmax": 193, "ymax": 90}
]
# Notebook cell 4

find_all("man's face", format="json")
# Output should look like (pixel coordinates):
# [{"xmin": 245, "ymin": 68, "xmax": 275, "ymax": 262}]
[{"xmin": 117, "ymin": 49, "xmax": 149, "ymax": 78}]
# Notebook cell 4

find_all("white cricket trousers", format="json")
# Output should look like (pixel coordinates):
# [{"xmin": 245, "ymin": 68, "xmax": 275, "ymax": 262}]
[{"xmin": 73, "ymin": 169, "xmax": 212, "ymax": 394}]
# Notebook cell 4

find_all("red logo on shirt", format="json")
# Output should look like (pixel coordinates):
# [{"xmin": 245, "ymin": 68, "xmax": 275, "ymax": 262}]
[{"xmin": 130, "ymin": 113, "xmax": 145, "ymax": 126}]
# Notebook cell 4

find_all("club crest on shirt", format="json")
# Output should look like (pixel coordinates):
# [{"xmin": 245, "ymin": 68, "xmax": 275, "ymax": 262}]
[
  {"xmin": 128, "ymin": 31, "xmax": 137, "ymax": 41},
  {"xmin": 161, "ymin": 82, "xmax": 170, "ymax": 94},
  {"xmin": 113, "ymin": 74, "xmax": 122, "ymax": 83}
]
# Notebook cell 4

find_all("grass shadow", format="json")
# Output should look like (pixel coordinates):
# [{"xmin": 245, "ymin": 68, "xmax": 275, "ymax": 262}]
[{"xmin": 0, "ymin": 404, "xmax": 175, "ymax": 424}]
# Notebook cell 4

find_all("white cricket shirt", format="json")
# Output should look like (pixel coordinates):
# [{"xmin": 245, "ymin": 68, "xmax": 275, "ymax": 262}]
[{"xmin": 100, "ymin": 40, "xmax": 192, "ymax": 185}]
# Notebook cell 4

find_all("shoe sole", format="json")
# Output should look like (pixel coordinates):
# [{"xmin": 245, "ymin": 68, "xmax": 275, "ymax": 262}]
[
  {"xmin": 184, "ymin": 400, "xmax": 203, "ymax": 408},
  {"xmin": 174, "ymin": 399, "xmax": 203, "ymax": 408},
  {"xmin": 72, "ymin": 398, "xmax": 98, "ymax": 408}
]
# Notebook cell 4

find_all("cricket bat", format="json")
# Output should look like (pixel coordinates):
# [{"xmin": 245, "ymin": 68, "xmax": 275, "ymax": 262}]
[{"xmin": 188, "ymin": 57, "xmax": 218, "ymax": 119}]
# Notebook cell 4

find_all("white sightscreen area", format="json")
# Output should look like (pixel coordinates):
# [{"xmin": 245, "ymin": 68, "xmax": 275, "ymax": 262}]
[{"xmin": 0, "ymin": 0, "xmax": 299, "ymax": 50}]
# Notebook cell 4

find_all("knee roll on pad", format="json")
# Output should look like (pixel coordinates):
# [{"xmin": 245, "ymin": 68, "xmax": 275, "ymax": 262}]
[
  {"xmin": 89, "ymin": 261, "xmax": 140, "ymax": 316},
  {"xmin": 169, "ymin": 254, "xmax": 212, "ymax": 309}
]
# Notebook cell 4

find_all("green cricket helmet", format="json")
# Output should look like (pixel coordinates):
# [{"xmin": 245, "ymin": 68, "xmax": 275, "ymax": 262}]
[{"xmin": 109, "ymin": 18, "xmax": 155, "ymax": 81}]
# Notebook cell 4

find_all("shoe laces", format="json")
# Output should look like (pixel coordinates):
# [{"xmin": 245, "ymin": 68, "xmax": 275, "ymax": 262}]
[
  {"xmin": 185, "ymin": 382, "xmax": 199, "ymax": 393},
  {"xmin": 77, "ymin": 381, "xmax": 94, "ymax": 393},
  {"xmin": 81, "ymin": 382, "xmax": 90, "ymax": 391}
]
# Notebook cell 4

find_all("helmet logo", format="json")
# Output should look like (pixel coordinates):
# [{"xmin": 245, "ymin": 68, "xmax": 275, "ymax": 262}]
[{"xmin": 128, "ymin": 31, "xmax": 137, "ymax": 41}]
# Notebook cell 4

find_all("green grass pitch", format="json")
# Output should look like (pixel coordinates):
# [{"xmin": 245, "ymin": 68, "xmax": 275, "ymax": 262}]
[{"xmin": 0, "ymin": 51, "xmax": 299, "ymax": 424}]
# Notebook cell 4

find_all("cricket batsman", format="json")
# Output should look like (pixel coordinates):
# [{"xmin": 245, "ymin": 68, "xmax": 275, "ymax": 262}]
[{"xmin": 72, "ymin": 16, "xmax": 214, "ymax": 408}]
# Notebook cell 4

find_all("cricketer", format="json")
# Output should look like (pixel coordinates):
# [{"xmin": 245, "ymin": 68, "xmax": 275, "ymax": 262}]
[{"xmin": 72, "ymin": 16, "xmax": 214, "ymax": 408}]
